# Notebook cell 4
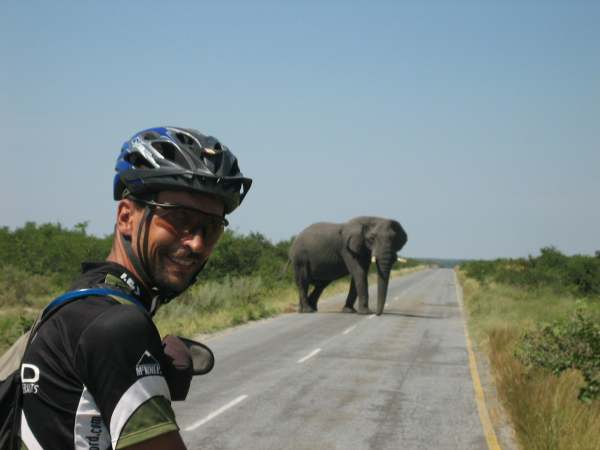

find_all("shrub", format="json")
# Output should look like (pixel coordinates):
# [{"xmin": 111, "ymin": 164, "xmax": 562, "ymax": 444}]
[
  {"xmin": 0, "ymin": 264, "xmax": 59, "ymax": 307},
  {"xmin": 565, "ymin": 256, "xmax": 600, "ymax": 297},
  {"xmin": 517, "ymin": 304, "xmax": 600, "ymax": 402},
  {"xmin": 461, "ymin": 247, "xmax": 600, "ymax": 299},
  {"xmin": 0, "ymin": 222, "xmax": 112, "ymax": 285},
  {"xmin": 201, "ymin": 230, "xmax": 293, "ymax": 287},
  {"xmin": 0, "ymin": 313, "xmax": 36, "ymax": 353}
]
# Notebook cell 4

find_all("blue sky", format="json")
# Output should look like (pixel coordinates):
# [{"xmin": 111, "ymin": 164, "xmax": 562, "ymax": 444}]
[{"xmin": 1, "ymin": 1, "xmax": 598, "ymax": 259}]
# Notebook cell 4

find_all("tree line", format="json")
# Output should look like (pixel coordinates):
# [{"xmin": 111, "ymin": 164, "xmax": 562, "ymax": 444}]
[
  {"xmin": 0, "ymin": 221, "xmax": 420, "ymax": 307},
  {"xmin": 461, "ymin": 246, "xmax": 600, "ymax": 298}
]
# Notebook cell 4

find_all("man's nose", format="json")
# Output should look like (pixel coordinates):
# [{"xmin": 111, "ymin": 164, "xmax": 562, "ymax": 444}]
[{"xmin": 183, "ymin": 231, "xmax": 205, "ymax": 253}]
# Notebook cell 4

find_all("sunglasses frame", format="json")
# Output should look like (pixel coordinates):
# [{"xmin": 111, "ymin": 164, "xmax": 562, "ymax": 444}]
[{"xmin": 129, "ymin": 196, "xmax": 228, "ymax": 240}]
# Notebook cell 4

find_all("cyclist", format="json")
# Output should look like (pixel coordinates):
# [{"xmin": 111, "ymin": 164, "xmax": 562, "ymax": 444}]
[{"xmin": 19, "ymin": 127, "xmax": 252, "ymax": 449}]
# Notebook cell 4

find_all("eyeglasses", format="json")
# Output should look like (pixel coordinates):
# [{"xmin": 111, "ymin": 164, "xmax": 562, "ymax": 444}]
[{"xmin": 131, "ymin": 196, "xmax": 228, "ymax": 242}]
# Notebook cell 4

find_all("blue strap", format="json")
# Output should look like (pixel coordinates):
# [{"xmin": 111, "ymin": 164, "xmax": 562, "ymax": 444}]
[{"xmin": 43, "ymin": 288, "xmax": 146, "ymax": 318}]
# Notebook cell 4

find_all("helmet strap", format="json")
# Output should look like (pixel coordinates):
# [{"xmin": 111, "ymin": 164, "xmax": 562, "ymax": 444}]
[
  {"xmin": 120, "ymin": 207, "xmax": 165, "ymax": 311},
  {"xmin": 138, "ymin": 207, "xmax": 154, "ymax": 283},
  {"xmin": 120, "ymin": 233, "xmax": 151, "ymax": 288}
]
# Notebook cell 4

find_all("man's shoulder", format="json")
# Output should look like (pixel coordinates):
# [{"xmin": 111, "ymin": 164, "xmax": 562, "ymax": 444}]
[
  {"xmin": 37, "ymin": 294, "xmax": 153, "ymax": 355},
  {"xmin": 75, "ymin": 296, "xmax": 155, "ymax": 338}
]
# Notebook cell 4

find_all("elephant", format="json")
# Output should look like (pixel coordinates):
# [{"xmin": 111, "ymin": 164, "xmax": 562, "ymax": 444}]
[{"xmin": 289, "ymin": 216, "xmax": 407, "ymax": 315}]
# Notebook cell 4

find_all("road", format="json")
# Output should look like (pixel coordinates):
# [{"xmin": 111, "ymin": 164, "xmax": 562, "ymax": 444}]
[{"xmin": 174, "ymin": 268, "xmax": 490, "ymax": 450}]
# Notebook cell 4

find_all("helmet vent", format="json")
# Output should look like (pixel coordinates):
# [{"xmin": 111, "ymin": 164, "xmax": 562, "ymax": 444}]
[
  {"xmin": 174, "ymin": 132, "xmax": 196, "ymax": 148},
  {"xmin": 152, "ymin": 142, "xmax": 176, "ymax": 162},
  {"xmin": 142, "ymin": 131, "xmax": 160, "ymax": 141},
  {"xmin": 126, "ymin": 152, "xmax": 153, "ymax": 169},
  {"xmin": 203, "ymin": 152, "xmax": 223, "ymax": 174}
]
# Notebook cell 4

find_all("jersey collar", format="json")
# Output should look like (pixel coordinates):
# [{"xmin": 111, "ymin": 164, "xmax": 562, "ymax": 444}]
[{"xmin": 78, "ymin": 262, "xmax": 155, "ymax": 312}]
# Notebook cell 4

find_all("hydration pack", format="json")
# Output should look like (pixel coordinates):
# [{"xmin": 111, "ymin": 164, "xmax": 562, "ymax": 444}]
[{"xmin": 0, "ymin": 288, "xmax": 144, "ymax": 450}]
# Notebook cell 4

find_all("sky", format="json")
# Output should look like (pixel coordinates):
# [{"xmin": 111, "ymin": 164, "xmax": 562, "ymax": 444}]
[{"xmin": 1, "ymin": 1, "xmax": 598, "ymax": 260}]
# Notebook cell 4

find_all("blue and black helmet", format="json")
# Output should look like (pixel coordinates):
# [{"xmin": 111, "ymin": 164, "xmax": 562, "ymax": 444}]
[{"xmin": 114, "ymin": 127, "xmax": 252, "ymax": 214}]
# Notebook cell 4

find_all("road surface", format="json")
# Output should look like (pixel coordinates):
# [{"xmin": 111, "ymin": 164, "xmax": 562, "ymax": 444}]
[{"xmin": 174, "ymin": 268, "xmax": 491, "ymax": 450}]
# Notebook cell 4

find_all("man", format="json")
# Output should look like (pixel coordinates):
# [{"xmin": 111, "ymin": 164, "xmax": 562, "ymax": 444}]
[{"xmin": 19, "ymin": 127, "xmax": 252, "ymax": 449}]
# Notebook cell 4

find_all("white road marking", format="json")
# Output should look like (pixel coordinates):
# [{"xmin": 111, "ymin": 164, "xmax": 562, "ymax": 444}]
[
  {"xmin": 342, "ymin": 325, "xmax": 357, "ymax": 335},
  {"xmin": 297, "ymin": 348, "xmax": 322, "ymax": 363},
  {"xmin": 185, "ymin": 395, "xmax": 248, "ymax": 431},
  {"xmin": 367, "ymin": 314, "xmax": 376, "ymax": 319}
]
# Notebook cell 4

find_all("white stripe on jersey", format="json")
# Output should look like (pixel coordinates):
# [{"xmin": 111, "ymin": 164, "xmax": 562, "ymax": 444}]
[
  {"xmin": 21, "ymin": 411, "xmax": 44, "ymax": 450},
  {"xmin": 110, "ymin": 375, "xmax": 171, "ymax": 448},
  {"xmin": 73, "ymin": 386, "xmax": 111, "ymax": 450}
]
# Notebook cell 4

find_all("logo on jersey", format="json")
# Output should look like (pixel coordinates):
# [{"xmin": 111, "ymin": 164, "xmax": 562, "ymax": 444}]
[
  {"xmin": 21, "ymin": 363, "xmax": 40, "ymax": 394},
  {"xmin": 135, "ymin": 351, "xmax": 162, "ymax": 377},
  {"xmin": 120, "ymin": 272, "xmax": 141, "ymax": 296}
]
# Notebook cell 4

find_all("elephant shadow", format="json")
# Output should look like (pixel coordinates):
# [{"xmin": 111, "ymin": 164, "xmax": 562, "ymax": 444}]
[
  {"xmin": 314, "ymin": 310, "xmax": 442, "ymax": 320},
  {"xmin": 376, "ymin": 311, "xmax": 443, "ymax": 320}
]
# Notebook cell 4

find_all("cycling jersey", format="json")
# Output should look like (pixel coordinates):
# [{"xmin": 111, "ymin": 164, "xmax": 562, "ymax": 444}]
[{"xmin": 20, "ymin": 262, "xmax": 178, "ymax": 449}]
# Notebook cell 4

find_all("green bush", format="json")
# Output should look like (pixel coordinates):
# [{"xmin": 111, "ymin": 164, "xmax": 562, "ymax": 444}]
[
  {"xmin": 517, "ymin": 304, "xmax": 600, "ymax": 402},
  {"xmin": 0, "ymin": 313, "xmax": 36, "ymax": 353},
  {"xmin": 460, "ymin": 259, "xmax": 501, "ymax": 283},
  {"xmin": 565, "ymin": 256, "xmax": 600, "ymax": 297},
  {"xmin": 201, "ymin": 230, "xmax": 293, "ymax": 288},
  {"xmin": 0, "ymin": 222, "xmax": 112, "ymax": 286},
  {"xmin": 0, "ymin": 224, "xmax": 294, "ymax": 293},
  {"xmin": 0, "ymin": 264, "xmax": 60, "ymax": 307},
  {"xmin": 462, "ymin": 247, "xmax": 600, "ymax": 298}
]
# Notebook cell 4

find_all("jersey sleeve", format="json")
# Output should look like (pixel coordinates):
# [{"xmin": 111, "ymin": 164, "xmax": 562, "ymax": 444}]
[{"xmin": 74, "ymin": 303, "xmax": 179, "ymax": 448}]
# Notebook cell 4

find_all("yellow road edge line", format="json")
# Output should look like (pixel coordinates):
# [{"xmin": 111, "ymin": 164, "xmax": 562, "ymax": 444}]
[{"xmin": 454, "ymin": 272, "xmax": 502, "ymax": 450}]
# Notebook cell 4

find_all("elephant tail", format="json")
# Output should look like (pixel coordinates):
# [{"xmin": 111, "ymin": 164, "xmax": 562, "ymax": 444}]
[{"xmin": 281, "ymin": 259, "xmax": 291, "ymax": 276}]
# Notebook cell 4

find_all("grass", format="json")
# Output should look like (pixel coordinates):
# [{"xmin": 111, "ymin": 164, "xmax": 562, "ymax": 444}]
[
  {"xmin": 154, "ymin": 276, "xmax": 299, "ymax": 337},
  {"xmin": 459, "ymin": 272, "xmax": 600, "ymax": 450}
]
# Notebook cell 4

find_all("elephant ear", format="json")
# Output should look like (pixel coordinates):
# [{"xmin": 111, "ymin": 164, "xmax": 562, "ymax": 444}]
[
  {"xmin": 343, "ymin": 222, "xmax": 365, "ymax": 255},
  {"xmin": 390, "ymin": 220, "xmax": 408, "ymax": 250}
]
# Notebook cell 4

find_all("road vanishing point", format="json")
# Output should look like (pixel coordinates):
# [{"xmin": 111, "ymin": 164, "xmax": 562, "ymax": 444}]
[{"xmin": 175, "ymin": 268, "xmax": 497, "ymax": 450}]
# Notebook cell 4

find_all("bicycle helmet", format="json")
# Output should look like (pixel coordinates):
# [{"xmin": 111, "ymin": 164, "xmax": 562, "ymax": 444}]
[
  {"xmin": 114, "ymin": 127, "xmax": 252, "ymax": 214},
  {"xmin": 113, "ymin": 127, "xmax": 252, "ymax": 308}
]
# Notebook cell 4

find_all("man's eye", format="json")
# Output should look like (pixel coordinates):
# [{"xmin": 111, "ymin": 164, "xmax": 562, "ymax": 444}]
[{"xmin": 167, "ymin": 210, "xmax": 190, "ymax": 225}]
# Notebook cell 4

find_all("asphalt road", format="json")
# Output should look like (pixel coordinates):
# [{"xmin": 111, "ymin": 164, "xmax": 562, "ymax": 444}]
[{"xmin": 174, "ymin": 268, "xmax": 489, "ymax": 450}]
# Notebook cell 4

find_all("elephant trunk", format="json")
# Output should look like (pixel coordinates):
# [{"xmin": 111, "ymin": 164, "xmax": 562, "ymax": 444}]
[{"xmin": 375, "ymin": 252, "xmax": 394, "ymax": 315}]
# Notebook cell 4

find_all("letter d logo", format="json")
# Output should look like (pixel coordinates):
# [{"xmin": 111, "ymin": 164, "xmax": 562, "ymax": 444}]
[{"xmin": 21, "ymin": 364, "xmax": 40, "ymax": 383}]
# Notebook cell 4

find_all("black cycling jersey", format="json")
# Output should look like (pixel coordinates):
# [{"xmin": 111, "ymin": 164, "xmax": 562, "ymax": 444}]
[{"xmin": 20, "ymin": 262, "xmax": 178, "ymax": 450}]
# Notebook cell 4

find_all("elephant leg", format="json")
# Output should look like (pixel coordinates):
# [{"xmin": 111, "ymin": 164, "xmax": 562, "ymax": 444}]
[
  {"xmin": 342, "ymin": 255, "xmax": 372, "ymax": 315},
  {"xmin": 307, "ymin": 281, "xmax": 330, "ymax": 311},
  {"xmin": 294, "ymin": 265, "xmax": 316, "ymax": 313},
  {"xmin": 298, "ymin": 283, "xmax": 316, "ymax": 312},
  {"xmin": 354, "ymin": 272, "xmax": 372, "ymax": 314},
  {"xmin": 299, "ymin": 283, "xmax": 316, "ymax": 313},
  {"xmin": 342, "ymin": 278, "xmax": 357, "ymax": 313}
]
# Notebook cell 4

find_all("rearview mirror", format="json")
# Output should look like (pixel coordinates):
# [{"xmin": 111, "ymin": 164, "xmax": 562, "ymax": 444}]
[{"xmin": 179, "ymin": 337, "xmax": 215, "ymax": 376}]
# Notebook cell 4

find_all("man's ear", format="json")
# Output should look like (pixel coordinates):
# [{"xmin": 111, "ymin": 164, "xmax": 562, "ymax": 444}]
[{"xmin": 116, "ymin": 199, "xmax": 137, "ymax": 238}]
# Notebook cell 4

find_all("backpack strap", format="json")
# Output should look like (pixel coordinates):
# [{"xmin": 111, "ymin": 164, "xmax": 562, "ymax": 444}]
[{"xmin": 41, "ymin": 288, "xmax": 146, "ymax": 323}]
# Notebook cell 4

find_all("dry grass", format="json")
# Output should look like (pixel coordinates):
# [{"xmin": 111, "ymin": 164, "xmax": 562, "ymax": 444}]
[
  {"xmin": 459, "ymin": 272, "xmax": 600, "ymax": 450},
  {"xmin": 155, "ymin": 279, "xmax": 300, "ymax": 337}
]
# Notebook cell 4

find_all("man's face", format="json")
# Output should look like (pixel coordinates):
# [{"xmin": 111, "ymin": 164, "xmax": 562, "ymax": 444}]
[{"xmin": 133, "ymin": 190, "xmax": 225, "ymax": 293}]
